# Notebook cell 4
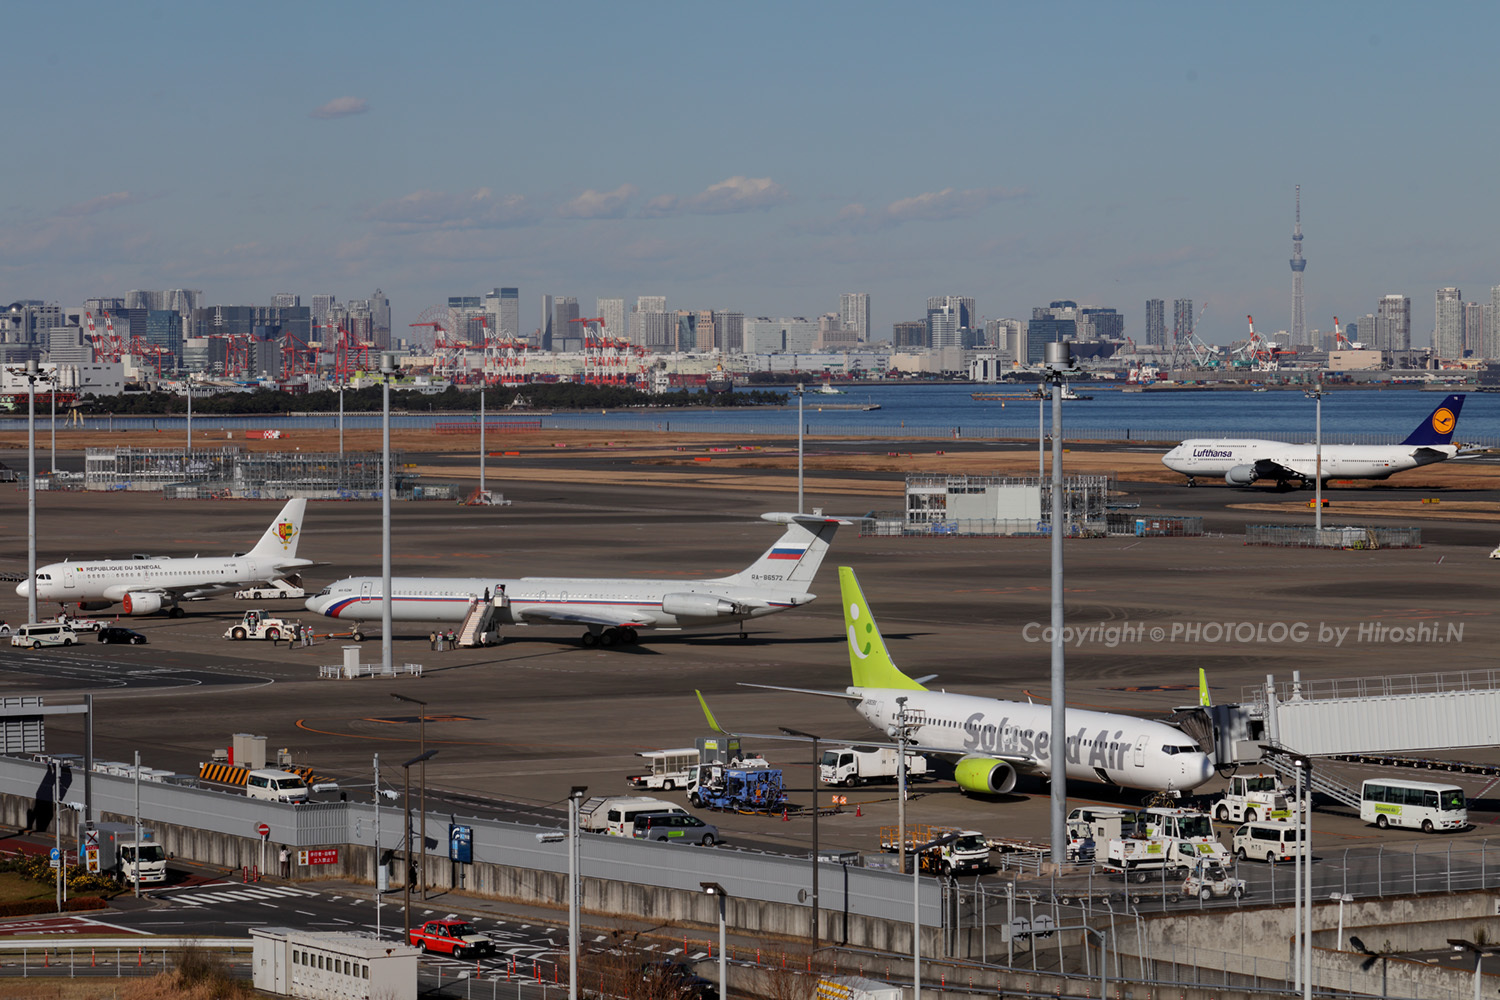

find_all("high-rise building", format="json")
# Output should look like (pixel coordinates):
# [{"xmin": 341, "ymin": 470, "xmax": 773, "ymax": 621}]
[
  {"xmin": 1026, "ymin": 302, "xmax": 1078, "ymax": 365},
  {"xmin": 494, "ymin": 287, "xmax": 519, "ymax": 340},
  {"xmin": 1490, "ymin": 287, "xmax": 1500, "ymax": 359},
  {"xmin": 539, "ymin": 294, "xmax": 553, "ymax": 350},
  {"xmin": 597, "ymin": 298, "xmax": 626, "ymax": 342},
  {"xmin": 552, "ymin": 297, "xmax": 581, "ymax": 352},
  {"xmin": 1078, "ymin": 307, "xmax": 1123, "ymax": 343},
  {"xmin": 371, "ymin": 289, "xmax": 391, "ymax": 347},
  {"xmin": 892, "ymin": 320, "xmax": 927, "ymax": 348},
  {"xmin": 1145, "ymin": 299, "xmax": 1166, "ymax": 347},
  {"xmin": 1434, "ymin": 288, "xmax": 1464, "ymax": 360},
  {"xmin": 984, "ymin": 318, "xmax": 1022, "ymax": 351},
  {"xmin": 311, "ymin": 295, "xmax": 336, "ymax": 333},
  {"xmin": 272, "ymin": 293, "xmax": 301, "ymax": 309},
  {"xmin": 928, "ymin": 304, "xmax": 959, "ymax": 349},
  {"xmin": 818, "ymin": 313, "xmax": 858, "ymax": 350},
  {"xmin": 1172, "ymin": 299, "xmax": 1194, "ymax": 345},
  {"xmin": 926, "ymin": 296, "xmax": 974, "ymax": 346},
  {"xmin": 1464, "ymin": 301, "xmax": 1486, "ymax": 358},
  {"xmin": 712, "ymin": 311, "xmax": 743, "ymax": 353},
  {"xmin": 630, "ymin": 296, "xmax": 669, "ymax": 350},
  {"xmin": 1376, "ymin": 294, "xmax": 1411, "ymax": 352},
  {"xmin": 695, "ymin": 310, "xmax": 716, "ymax": 352},
  {"xmin": 840, "ymin": 293, "xmax": 870, "ymax": 341}
]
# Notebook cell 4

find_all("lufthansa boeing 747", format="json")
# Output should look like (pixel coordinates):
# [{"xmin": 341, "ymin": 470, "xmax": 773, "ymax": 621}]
[{"xmin": 1162, "ymin": 394, "xmax": 1465, "ymax": 489}]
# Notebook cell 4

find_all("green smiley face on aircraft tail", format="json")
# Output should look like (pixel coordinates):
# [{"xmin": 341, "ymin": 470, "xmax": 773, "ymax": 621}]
[{"xmin": 838, "ymin": 567, "xmax": 926, "ymax": 692}]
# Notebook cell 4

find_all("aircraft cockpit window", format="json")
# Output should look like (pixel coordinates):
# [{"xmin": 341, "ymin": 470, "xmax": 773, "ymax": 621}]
[
  {"xmin": 1161, "ymin": 745, "xmax": 1197, "ymax": 755},
  {"xmin": 314, "ymin": 588, "xmax": 331, "ymax": 598}
]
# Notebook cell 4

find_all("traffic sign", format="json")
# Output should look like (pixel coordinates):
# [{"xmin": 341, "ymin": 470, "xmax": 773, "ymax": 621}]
[
  {"xmin": 84, "ymin": 829, "xmax": 98, "ymax": 848},
  {"xmin": 257, "ymin": 823, "xmax": 270, "ymax": 838},
  {"xmin": 85, "ymin": 847, "xmax": 100, "ymax": 874},
  {"xmin": 49, "ymin": 847, "xmax": 60, "ymax": 869}
]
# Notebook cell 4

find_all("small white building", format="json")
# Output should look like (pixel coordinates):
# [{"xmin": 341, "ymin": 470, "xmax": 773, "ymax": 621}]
[{"xmin": 251, "ymin": 926, "xmax": 418, "ymax": 999}]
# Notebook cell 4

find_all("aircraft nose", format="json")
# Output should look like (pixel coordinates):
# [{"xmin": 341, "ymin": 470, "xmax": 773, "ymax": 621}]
[
  {"xmin": 15, "ymin": 580, "xmax": 29, "ymax": 598},
  {"xmin": 303, "ymin": 595, "xmax": 323, "ymax": 614}
]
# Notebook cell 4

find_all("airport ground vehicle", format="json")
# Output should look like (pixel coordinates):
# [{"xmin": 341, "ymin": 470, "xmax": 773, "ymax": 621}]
[
  {"xmin": 97, "ymin": 627, "xmax": 147, "ymax": 645},
  {"xmin": 627, "ymin": 748, "xmax": 699, "ymax": 791},
  {"xmin": 408, "ymin": 920, "xmax": 494, "ymax": 958},
  {"xmin": 245, "ymin": 769, "xmax": 310, "ymax": 804},
  {"xmin": 11, "ymin": 623, "xmax": 78, "ymax": 648},
  {"xmin": 1181, "ymin": 860, "xmax": 1247, "ymax": 900},
  {"xmin": 1065, "ymin": 806, "xmax": 1140, "ymax": 862},
  {"xmin": 224, "ymin": 611, "xmax": 295, "ymax": 641},
  {"xmin": 1360, "ymin": 778, "xmax": 1467, "ymax": 832},
  {"xmin": 92, "ymin": 823, "xmax": 168, "ymax": 884},
  {"xmin": 630, "ymin": 811, "xmax": 720, "ymax": 846},
  {"xmin": 1104, "ymin": 807, "xmax": 1230, "ymax": 880},
  {"xmin": 690, "ymin": 765, "xmax": 786, "ymax": 813},
  {"xmin": 1233, "ymin": 821, "xmax": 1306, "ymax": 863},
  {"xmin": 54, "ymin": 615, "xmax": 103, "ymax": 632},
  {"xmin": 235, "ymin": 579, "xmax": 305, "ymax": 600},
  {"xmin": 579, "ymin": 796, "xmax": 688, "ymax": 836},
  {"xmin": 819, "ymin": 746, "xmax": 928, "ymax": 787},
  {"xmin": 1212, "ymin": 773, "xmax": 1297, "ymax": 823},
  {"xmin": 880, "ymin": 824, "xmax": 991, "ymax": 876}
]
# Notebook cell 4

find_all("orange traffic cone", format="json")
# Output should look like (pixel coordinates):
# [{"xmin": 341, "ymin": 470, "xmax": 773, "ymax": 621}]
[
  {"xmin": 781, "ymin": 808, "xmax": 788, "ymax": 822},
  {"xmin": 855, "ymin": 804, "xmax": 862, "ymax": 817}
]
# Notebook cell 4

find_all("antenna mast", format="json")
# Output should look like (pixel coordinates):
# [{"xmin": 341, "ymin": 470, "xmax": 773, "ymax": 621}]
[{"xmin": 1290, "ymin": 185, "xmax": 1306, "ymax": 344}]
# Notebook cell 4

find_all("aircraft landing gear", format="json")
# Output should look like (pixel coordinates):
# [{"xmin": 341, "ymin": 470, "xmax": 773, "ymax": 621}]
[
  {"xmin": 1185, "ymin": 477, "xmax": 1197, "ymax": 487},
  {"xmin": 620, "ymin": 628, "xmax": 638, "ymax": 645},
  {"xmin": 580, "ymin": 631, "xmax": 599, "ymax": 648},
  {"xmin": 169, "ymin": 606, "xmax": 186, "ymax": 619}
]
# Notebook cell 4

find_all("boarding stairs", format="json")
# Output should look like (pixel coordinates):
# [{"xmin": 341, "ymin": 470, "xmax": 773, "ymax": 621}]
[
  {"xmin": 457, "ymin": 589, "xmax": 510, "ymax": 647},
  {"xmin": 1261, "ymin": 746, "xmax": 1361, "ymax": 810}
]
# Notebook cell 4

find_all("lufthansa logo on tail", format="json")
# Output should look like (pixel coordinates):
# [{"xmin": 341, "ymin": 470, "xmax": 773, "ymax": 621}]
[{"xmin": 1431, "ymin": 407, "xmax": 1456, "ymax": 435}]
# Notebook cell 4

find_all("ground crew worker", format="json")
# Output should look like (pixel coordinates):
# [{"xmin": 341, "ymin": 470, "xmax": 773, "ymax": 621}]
[{"xmin": 279, "ymin": 845, "xmax": 290, "ymax": 878}]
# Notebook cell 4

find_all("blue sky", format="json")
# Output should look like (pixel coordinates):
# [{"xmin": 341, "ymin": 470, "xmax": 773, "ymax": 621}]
[{"xmin": 4, "ymin": 2, "xmax": 1498, "ymax": 346}]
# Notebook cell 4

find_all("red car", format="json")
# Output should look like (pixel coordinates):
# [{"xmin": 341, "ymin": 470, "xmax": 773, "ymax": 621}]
[{"xmin": 408, "ymin": 919, "xmax": 494, "ymax": 959}]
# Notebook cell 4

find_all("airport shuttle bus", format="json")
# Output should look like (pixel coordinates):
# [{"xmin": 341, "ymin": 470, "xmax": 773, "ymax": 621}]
[{"xmin": 1359, "ymin": 778, "xmax": 1467, "ymax": 833}]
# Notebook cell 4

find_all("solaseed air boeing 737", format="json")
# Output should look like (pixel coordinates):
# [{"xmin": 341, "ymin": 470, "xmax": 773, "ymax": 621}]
[
  {"xmin": 700, "ymin": 566, "xmax": 1214, "ymax": 796},
  {"xmin": 305, "ymin": 512, "xmax": 849, "ymax": 648},
  {"xmin": 1162, "ymin": 393, "xmax": 1465, "ymax": 489},
  {"xmin": 16, "ymin": 498, "xmax": 312, "ymax": 617}
]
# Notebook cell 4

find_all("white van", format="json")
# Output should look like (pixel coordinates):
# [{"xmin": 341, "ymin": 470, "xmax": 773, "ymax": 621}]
[
  {"xmin": 1233, "ymin": 821, "xmax": 1306, "ymax": 863},
  {"xmin": 605, "ymin": 798, "xmax": 688, "ymax": 837},
  {"xmin": 245, "ymin": 769, "xmax": 310, "ymax": 804},
  {"xmin": 11, "ymin": 622, "xmax": 79, "ymax": 649}
]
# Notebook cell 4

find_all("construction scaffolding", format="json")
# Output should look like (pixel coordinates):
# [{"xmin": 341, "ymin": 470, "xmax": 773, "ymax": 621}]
[{"xmin": 85, "ymin": 447, "xmax": 406, "ymax": 496}]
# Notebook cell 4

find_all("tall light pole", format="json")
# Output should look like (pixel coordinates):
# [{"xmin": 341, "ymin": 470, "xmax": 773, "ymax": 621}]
[
  {"xmin": 337, "ymin": 382, "xmax": 344, "ymax": 485},
  {"xmin": 1263, "ymin": 744, "xmax": 1312, "ymax": 999},
  {"xmin": 780, "ymin": 726, "xmax": 821, "ymax": 954},
  {"xmin": 11, "ymin": 360, "xmax": 51, "ymax": 624},
  {"xmin": 911, "ymin": 830, "xmax": 960, "ymax": 1000},
  {"xmin": 1042, "ymin": 342, "xmax": 1078, "ymax": 866},
  {"xmin": 701, "ymin": 882, "xmax": 728, "ymax": 1000},
  {"xmin": 895, "ymin": 696, "xmax": 912, "ymax": 875},
  {"xmin": 185, "ymin": 379, "xmax": 192, "ymax": 454},
  {"xmin": 400, "ymin": 748, "xmax": 437, "ymax": 936},
  {"xmin": 391, "ymin": 693, "xmax": 427, "ymax": 895},
  {"xmin": 1036, "ymin": 388, "xmax": 1045, "ymax": 478},
  {"xmin": 568, "ymin": 785, "xmax": 587, "ymax": 1000},
  {"xmin": 479, "ymin": 389, "xmax": 486, "ymax": 497},
  {"xmin": 1306, "ymin": 377, "xmax": 1323, "ymax": 532},
  {"xmin": 796, "ymin": 382, "xmax": 805, "ymax": 514},
  {"xmin": 1448, "ymin": 938, "xmax": 1487, "ymax": 1000},
  {"xmin": 380, "ymin": 354, "xmax": 395, "ymax": 672}
]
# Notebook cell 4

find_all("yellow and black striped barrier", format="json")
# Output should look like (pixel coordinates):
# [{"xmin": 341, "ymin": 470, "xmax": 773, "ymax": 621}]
[{"xmin": 199, "ymin": 762, "xmax": 250, "ymax": 786}]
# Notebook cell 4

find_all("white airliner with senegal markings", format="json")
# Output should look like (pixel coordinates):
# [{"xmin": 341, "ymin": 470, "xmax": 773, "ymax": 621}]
[
  {"xmin": 305, "ymin": 512, "xmax": 849, "ymax": 648},
  {"xmin": 1162, "ymin": 394, "xmax": 1465, "ymax": 488},
  {"xmin": 701, "ymin": 566, "xmax": 1214, "ymax": 796},
  {"xmin": 16, "ymin": 499, "xmax": 312, "ymax": 618}
]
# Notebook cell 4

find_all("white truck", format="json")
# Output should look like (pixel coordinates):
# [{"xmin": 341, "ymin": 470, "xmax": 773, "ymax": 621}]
[
  {"xmin": 1211, "ymin": 772, "xmax": 1300, "ymax": 823},
  {"xmin": 92, "ymin": 823, "xmax": 168, "ymax": 884},
  {"xmin": 224, "ymin": 610, "xmax": 296, "ymax": 641},
  {"xmin": 819, "ymin": 746, "xmax": 929, "ymax": 787},
  {"xmin": 578, "ymin": 795, "xmax": 687, "ymax": 836},
  {"xmin": 880, "ymin": 823, "xmax": 992, "ymax": 876},
  {"xmin": 1104, "ymin": 807, "xmax": 1231, "ymax": 881},
  {"xmin": 235, "ymin": 579, "xmax": 306, "ymax": 600},
  {"xmin": 1065, "ymin": 806, "xmax": 1142, "ymax": 862},
  {"xmin": 627, "ymin": 748, "xmax": 699, "ymax": 792}
]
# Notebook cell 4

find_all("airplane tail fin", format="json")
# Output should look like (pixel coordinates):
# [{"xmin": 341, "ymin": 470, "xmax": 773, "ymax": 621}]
[
  {"xmin": 840, "ymin": 567, "xmax": 926, "ymax": 691},
  {"xmin": 714, "ymin": 513, "xmax": 850, "ymax": 590},
  {"xmin": 1198, "ymin": 667, "xmax": 1211, "ymax": 708},
  {"xmin": 247, "ymin": 498, "xmax": 308, "ymax": 561},
  {"xmin": 1401, "ymin": 394, "xmax": 1465, "ymax": 446}
]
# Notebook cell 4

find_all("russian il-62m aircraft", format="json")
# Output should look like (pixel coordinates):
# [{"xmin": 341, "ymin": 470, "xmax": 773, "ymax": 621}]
[
  {"xmin": 306, "ymin": 512, "xmax": 849, "ymax": 647},
  {"xmin": 701, "ymin": 567, "xmax": 1214, "ymax": 796},
  {"xmin": 16, "ymin": 498, "xmax": 312, "ymax": 617},
  {"xmin": 1162, "ymin": 394, "xmax": 1465, "ymax": 489}
]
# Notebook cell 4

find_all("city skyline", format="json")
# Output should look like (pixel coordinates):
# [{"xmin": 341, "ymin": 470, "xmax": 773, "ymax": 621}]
[{"xmin": 6, "ymin": 3, "xmax": 1500, "ymax": 347}]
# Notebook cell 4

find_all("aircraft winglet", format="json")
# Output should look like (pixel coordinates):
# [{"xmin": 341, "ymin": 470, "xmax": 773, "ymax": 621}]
[{"xmin": 695, "ymin": 690, "xmax": 727, "ymax": 734}]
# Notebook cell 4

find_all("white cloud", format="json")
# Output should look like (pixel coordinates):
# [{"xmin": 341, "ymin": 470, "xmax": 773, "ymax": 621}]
[
  {"xmin": 558, "ymin": 184, "xmax": 638, "ymax": 219},
  {"xmin": 798, "ymin": 186, "xmax": 1029, "ymax": 234},
  {"xmin": 365, "ymin": 188, "xmax": 540, "ymax": 230},
  {"xmin": 310, "ymin": 96, "xmax": 369, "ymax": 120},
  {"xmin": 641, "ymin": 176, "xmax": 791, "ymax": 217},
  {"xmin": 58, "ymin": 192, "xmax": 141, "ymax": 217}
]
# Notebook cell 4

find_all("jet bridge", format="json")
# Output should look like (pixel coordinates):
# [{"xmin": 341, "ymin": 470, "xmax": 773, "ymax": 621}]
[{"xmin": 1198, "ymin": 668, "xmax": 1500, "ymax": 767}]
